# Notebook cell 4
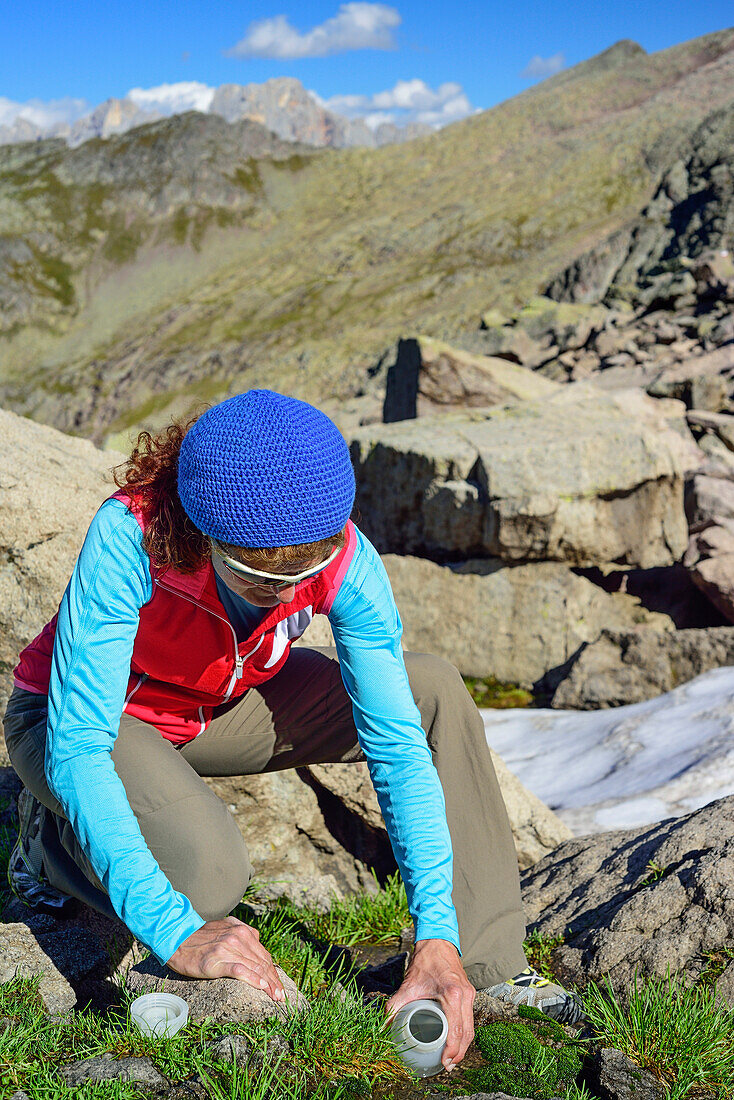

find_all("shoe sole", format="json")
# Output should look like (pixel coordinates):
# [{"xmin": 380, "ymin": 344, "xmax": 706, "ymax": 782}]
[
  {"xmin": 539, "ymin": 996, "xmax": 585, "ymax": 1027},
  {"xmin": 7, "ymin": 825, "xmax": 77, "ymax": 917}
]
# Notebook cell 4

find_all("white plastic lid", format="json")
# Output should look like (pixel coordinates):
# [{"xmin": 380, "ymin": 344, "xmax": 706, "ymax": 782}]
[{"xmin": 130, "ymin": 992, "xmax": 189, "ymax": 1038}]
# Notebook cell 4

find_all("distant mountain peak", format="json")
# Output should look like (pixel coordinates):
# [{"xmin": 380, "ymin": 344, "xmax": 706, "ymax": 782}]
[
  {"xmin": 0, "ymin": 75, "xmax": 430, "ymax": 151},
  {"xmin": 597, "ymin": 39, "xmax": 647, "ymax": 63}
]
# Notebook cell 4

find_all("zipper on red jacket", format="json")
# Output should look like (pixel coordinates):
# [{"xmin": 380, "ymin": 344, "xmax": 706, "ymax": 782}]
[
  {"xmin": 124, "ymin": 672, "xmax": 148, "ymax": 706},
  {"xmin": 154, "ymin": 578, "xmax": 264, "ymax": 701}
]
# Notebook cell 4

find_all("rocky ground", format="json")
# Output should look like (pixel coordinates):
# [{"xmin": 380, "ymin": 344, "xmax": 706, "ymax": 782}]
[{"xmin": 0, "ymin": 790, "xmax": 730, "ymax": 1099}]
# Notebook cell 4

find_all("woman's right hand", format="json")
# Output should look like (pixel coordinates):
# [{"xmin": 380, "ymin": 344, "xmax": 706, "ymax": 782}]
[{"xmin": 166, "ymin": 915, "xmax": 286, "ymax": 1001}]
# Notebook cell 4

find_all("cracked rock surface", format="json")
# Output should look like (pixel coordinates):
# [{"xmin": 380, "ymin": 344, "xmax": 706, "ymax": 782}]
[
  {"xmin": 521, "ymin": 794, "xmax": 734, "ymax": 994},
  {"xmin": 61, "ymin": 1052, "xmax": 167, "ymax": 1086}
]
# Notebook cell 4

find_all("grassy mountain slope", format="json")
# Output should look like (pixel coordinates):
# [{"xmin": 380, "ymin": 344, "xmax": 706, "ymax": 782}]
[{"xmin": 1, "ymin": 28, "xmax": 733, "ymax": 445}]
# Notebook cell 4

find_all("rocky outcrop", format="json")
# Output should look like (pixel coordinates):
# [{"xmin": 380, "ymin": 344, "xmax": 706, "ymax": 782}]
[
  {"xmin": 551, "ymin": 623, "xmax": 734, "ymax": 708},
  {"xmin": 520, "ymin": 794, "xmax": 734, "ymax": 996},
  {"xmin": 460, "ymin": 252, "xmax": 734, "ymax": 394},
  {"xmin": 383, "ymin": 554, "xmax": 672, "ymax": 687},
  {"xmin": 546, "ymin": 106, "xmax": 734, "ymax": 306},
  {"xmin": 209, "ymin": 77, "xmax": 429, "ymax": 149},
  {"xmin": 382, "ymin": 336, "xmax": 559, "ymax": 422},
  {"xmin": 304, "ymin": 757, "xmax": 573, "ymax": 872},
  {"xmin": 684, "ymin": 470, "xmax": 734, "ymax": 622},
  {"xmin": 351, "ymin": 384, "xmax": 700, "ymax": 567}
]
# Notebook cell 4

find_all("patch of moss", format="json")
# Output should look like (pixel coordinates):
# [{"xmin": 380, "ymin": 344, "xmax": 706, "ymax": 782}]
[
  {"xmin": 467, "ymin": 1016, "xmax": 582, "ymax": 1099},
  {"xmin": 464, "ymin": 675, "xmax": 534, "ymax": 709},
  {"xmin": 271, "ymin": 152, "xmax": 314, "ymax": 173},
  {"xmin": 101, "ymin": 212, "xmax": 147, "ymax": 264},
  {"xmin": 31, "ymin": 249, "xmax": 76, "ymax": 307},
  {"xmin": 171, "ymin": 207, "xmax": 191, "ymax": 246},
  {"xmin": 230, "ymin": 161, "xmax": 264, "ymax": 195}
]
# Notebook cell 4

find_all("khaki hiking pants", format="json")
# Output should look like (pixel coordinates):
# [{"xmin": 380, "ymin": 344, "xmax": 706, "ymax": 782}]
[{"xmin": 4, "ymin": 648, "xmax": 527, "ymax": 988}]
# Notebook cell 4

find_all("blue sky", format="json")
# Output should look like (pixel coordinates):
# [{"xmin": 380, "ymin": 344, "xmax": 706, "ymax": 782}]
[{"xmin": 1, "ymin": 1, "xmax": 732, "ymax": 131}]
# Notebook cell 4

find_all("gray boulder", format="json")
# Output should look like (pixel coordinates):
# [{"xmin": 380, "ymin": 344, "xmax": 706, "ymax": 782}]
[
  {"xmin": 207, "ymin": 1033, "xmax": 254, "ymax": 1064},
  {"xmin": 0, "ymin": 922, "xmax": 76, "ymax": 1015},
  {"xmin": 0, "ymin": 916, "xmax": 113, "ymax": 1015},
  {"xmin": 684, "ymin": 472, "xmax": 734, "ymax": 622},
  {"xmin": 298, "ymin": 554, "xmax": 673, "ymax": 693},
  {"xmin": 588, "ymin": 1049, "xmax": 666, "ymax": 1100},
  {"xmin": 552, "ymin": 624, "xmax": 734, "ymax": 708},
  {"xmin": 384, "ymin": 554, "xmax": 672, "ymax": 687},
  {"xmin": 648, "ymin": 344, "xmax": 734, "ymax": 411},
  {"xmin": 382, "ymin": 336, "xmax": 559, "ymax": 422},
  {"xmin": 62, "ymin": 1053, "xmax": 167, "ymax": 1087},
  {"xmin": 125, "ymin": 956, "xmax": 307, "ymax": 1024},
  {"xmin": 521, "ymin": 794, "xmax": 734, "ymax": 996},
  {"xmin": 202, "ymin": 770, "xmax": 370, "ymax": 899},
  {"xmin": 686, "ymin": 407, "xmax": 734, "ymax": 452},
  {"xmin": 351, "ymin": 385, "xmax": 699, "ymax": 568}
]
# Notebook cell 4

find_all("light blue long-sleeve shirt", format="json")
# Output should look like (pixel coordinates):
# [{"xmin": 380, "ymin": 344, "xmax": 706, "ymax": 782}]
[{"xmin": 44, "ymin": 496, "xmax": 459, "ymax": 963}]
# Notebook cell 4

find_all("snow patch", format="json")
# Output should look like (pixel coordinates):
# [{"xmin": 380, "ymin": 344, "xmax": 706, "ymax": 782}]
[{"xmin": 481, "ymin": 666, "xmax": 734, "ymax": 834}]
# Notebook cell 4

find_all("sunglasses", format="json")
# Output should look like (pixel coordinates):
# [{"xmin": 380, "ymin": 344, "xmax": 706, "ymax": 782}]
[{"xmin": 210, "ymin": 538, "xmax": 341, "ymax": 591}]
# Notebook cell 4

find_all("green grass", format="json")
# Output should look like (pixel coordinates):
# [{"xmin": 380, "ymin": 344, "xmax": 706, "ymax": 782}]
[
  {"xmin": 523, "ymin": 930, "xmax": 566, "ymax": 982},
  {"xmin": 583, "ymin": 971, "xmax": 734, "ymax": 1099},
  {"xmin": 240, "ymin": 871, "xmax": 411, "ymax": 950},
  {"xmin": 699, "ymin": 947, "xmax": 734, "ymax": 991},
  {"xmin": 278, "ymin": 983, "xmax": 405, "ymax": 1087},
  {"xmin": 0, "ymin": 968, "xmax": 409, "ymax": 1100},
  {"xmin": 293, "ymin": 872, "xmax": 411, "ymax": 947},
  {"xmin": 638, "ymin": 859, "xmax": 668, "ymax": 887}
]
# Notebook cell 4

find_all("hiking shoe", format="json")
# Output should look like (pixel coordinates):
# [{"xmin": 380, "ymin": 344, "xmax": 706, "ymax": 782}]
[
  {"xmin": 483, "ymin": 966, "xmax": 584, "ymax": 1026},
  {"xmin": 7, "ymin": 787, "xmax": 76, "ymax": 915}
]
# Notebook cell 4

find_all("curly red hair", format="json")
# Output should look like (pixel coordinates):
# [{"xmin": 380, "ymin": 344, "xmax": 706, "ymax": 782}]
[{"xmin": 113, "ymin": 415, "xmax": 344, "ymax": 574}]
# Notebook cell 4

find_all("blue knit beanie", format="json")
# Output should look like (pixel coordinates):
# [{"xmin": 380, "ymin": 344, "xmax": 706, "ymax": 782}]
[{"xmin": 177, "ymin": 390, "xmax": 356, "ymax": 547}]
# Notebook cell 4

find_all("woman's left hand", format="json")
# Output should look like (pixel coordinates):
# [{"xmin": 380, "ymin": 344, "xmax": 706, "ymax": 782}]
[{"xmin": 385, "ymin": 938, "xmax": 475, "ymax": 1071}]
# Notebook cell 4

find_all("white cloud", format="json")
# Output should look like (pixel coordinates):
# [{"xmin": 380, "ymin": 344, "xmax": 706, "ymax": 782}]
[
  {"xmin": 0, "ymin": 95, "xmax": 89, "ymax": 130},
  {"xmin": 226, "ymin": 3, "xmax": 400, "ymax": 59},
  {"xmin": 521, "ymin": 52, "xmax": 566, "ymax": 79},
  {"xmin": 127, "ymin": 81, "xmax": 215, "ymax": 114},
  {"xmin": 324, "ymin": 78, "xmax": 474, "ymax": 129}
]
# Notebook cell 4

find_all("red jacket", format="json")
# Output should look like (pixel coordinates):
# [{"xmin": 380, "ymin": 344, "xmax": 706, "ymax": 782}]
[{"xmin": 15, "ymin": 491, "xmax": 357, "ymax": 745}]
